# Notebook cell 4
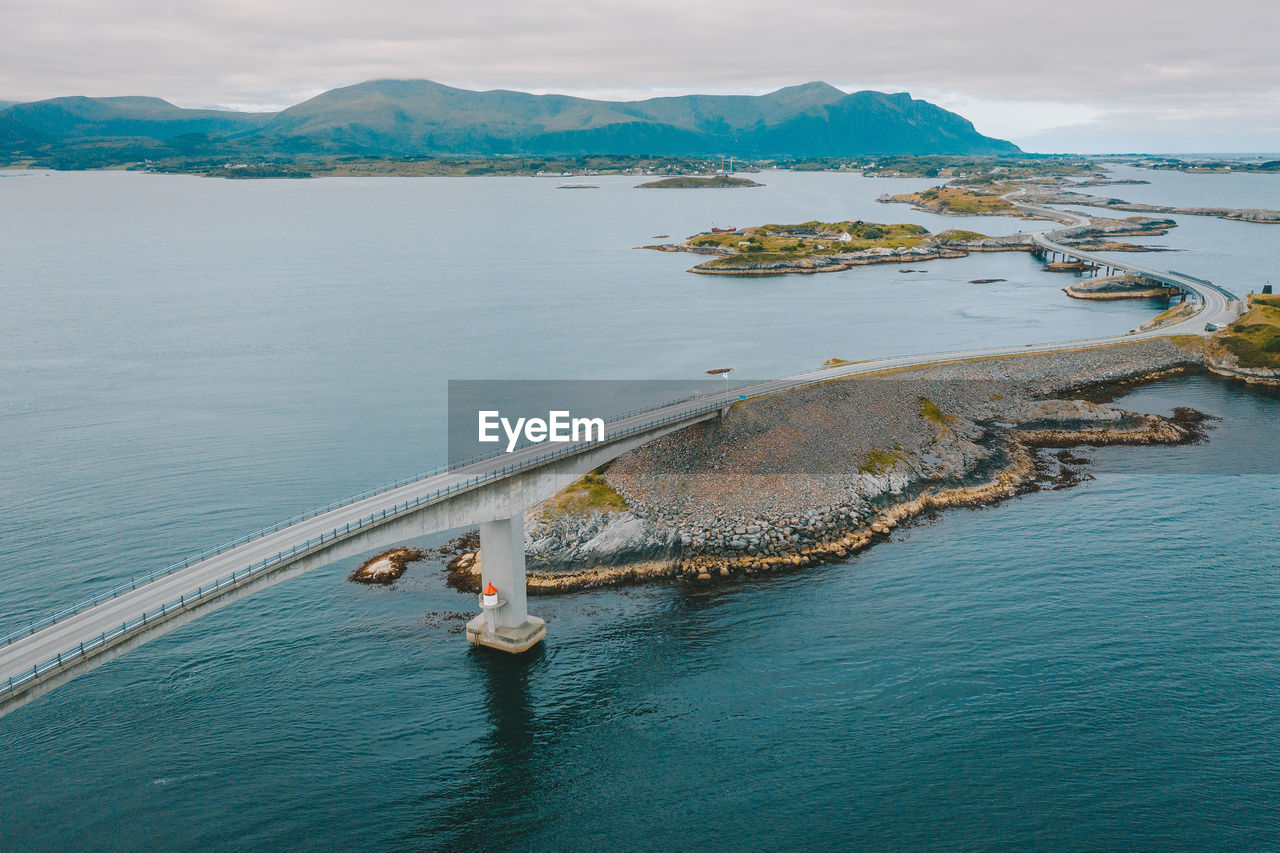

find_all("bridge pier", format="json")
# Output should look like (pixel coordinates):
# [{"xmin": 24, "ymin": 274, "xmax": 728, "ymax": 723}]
[{"xmin": 465, "ymin": 516, "xmax": 546, "ymax": 654}]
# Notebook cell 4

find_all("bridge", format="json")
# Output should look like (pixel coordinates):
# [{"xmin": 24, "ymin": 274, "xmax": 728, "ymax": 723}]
[
  {"xmin": 1031, "ymin": 232, "xmax": 1242, "ymax": 319},
  {"xmin": 0, "ymin": 207, "xmax": 1245, "ymax": 719}
]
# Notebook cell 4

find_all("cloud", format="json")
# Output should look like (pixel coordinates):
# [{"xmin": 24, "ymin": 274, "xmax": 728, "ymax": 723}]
[{"xmin": 2, "ymin": 0, "xmax": 1277, "ymax": 151}]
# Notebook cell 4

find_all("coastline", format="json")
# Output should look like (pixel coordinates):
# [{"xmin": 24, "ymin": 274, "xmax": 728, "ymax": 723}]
[
  {"xmin": 644, "ymin": 213, "xmax": 1177, "ymax": 277},
  {"xmin": 447, "ymin": 339, "xmax": 1219, "ymax": 594}
]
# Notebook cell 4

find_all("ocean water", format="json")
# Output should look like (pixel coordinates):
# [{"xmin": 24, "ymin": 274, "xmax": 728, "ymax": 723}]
[{"xmin": 0, "ymin": 168, "xmax": 1277, "ymax": 850}]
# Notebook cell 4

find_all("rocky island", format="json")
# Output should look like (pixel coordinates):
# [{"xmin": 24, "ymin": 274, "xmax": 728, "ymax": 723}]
[
  {"xmin": 876, "ymin": 178, "xmax": 1280, "ymax": 225},
  {"xmin": 1064, "ymin": 275, "xmax": 1179, "ymax": 300},
  {"xmin": 881, "ymin": 185, "xmax": 1023, "ymax": 216},
  {"xmin": 640, "ymin": 214, "xmax": 1176, "ymax": 276},
  {"xmin": 636, "ymin": 175, "xmax": 763, "ymax": 188},
  {"xmin": 1024, "ymin": 188, "xmax": 1280, "ymax": 224},
  {"xmin": 447, "ymin": 338, "xmax": 1230, "ymax": 593}
]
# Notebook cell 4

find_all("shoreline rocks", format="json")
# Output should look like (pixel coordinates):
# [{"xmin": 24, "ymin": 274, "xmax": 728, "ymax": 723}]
[
  {"xmin": 642, "ymin": 213, "xmax": 1177, "ymax": 278},
  {"xmin": 349, "ymin": 547, "xmax": 426, "ymax": 585},
  {"xmin": 1027, "ymin": 189, "xmax": 1280, "ymax": 224},
  {"xmin": 448, "ymin": 339, "xmax": 1219, "ymax": 594},
  {"xmin": 1064, "ymin": 275, "xmax": 1179, "ymax": 300}
]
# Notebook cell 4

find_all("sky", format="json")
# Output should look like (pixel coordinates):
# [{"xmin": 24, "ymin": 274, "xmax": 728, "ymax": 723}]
[{"xmin": 3, "ymin": 0, "xmax": 1278, "ymax": 154}]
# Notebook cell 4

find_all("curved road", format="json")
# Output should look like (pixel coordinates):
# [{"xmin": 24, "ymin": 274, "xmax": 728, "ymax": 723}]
[{"xmin": 0, "ymin": 203, "xmax": 1243, "ymax": 714}]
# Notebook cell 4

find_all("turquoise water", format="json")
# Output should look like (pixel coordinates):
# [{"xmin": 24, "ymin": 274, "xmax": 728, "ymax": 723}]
[{"xmin": 1, "ymin": 169, "xmax": 1277, "ymax": 850}]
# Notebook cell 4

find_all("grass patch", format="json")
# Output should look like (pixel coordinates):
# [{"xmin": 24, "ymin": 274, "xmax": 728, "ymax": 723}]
[
  {"xmin": 918, "ymin": 396, "xmax": 949, "ymax": 424},
  {"xmin": 936, "ymin": 229, "xmax": 990, "ymax": 242},
  {"xmin": 684, "ymin": 219, "xmax": 932, "ymax": 257},
  {"xmin": 859, "ymin": 449, "xmax": 904, "ymax": 475},
  {"xmin": 637, "ymin": 175, "xmax": 762, "ymax": 188},
  {"xmin": 1216, "ymin": 294, "xmax": 1280, "ymax": 368},
  {"xmin": 540, "ymin": 471, "xmax": 629, "ymax": 519},
  {"xmin": 890, "ymin": 186, "xmax": 1018, "ymax": 215}
]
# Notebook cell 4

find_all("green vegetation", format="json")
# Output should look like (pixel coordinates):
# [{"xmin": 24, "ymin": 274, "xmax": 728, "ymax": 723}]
[
  {"xmin": 918, "ymin": 397, "xmax": 949, "ymax": 425},
  {"xmin": 686, "ymin": 220, "xmax": 930, "ymax": 255},
  {"xmin": 891, "ymin": 186, "xmax": 1017, "ymax": 214},
  {"xmin": 936, "ymin": 229, "xmax": 989, "ymax": 242},
  {"xmin": 859, "ymin": 449, "xmax": 904, "ymax": 475},
  {"xmin": 636, "ymin": 175, "xmax": 762, "ymax": 188},
  {"xmin": 1144, "ymin": 158, "xmax": 1280, "ymax": 174},
  {"xmin": 185, "ymin": 154, "xmax": 718, "ymax": 179},
  {"xmin": 540, "ymin": 471, "xmax": 629, "ymax": 519},
  {"xmin": 860, "ymin": 154, "xmax": 1097, "ymax": 179},
  {"xmin": 1, "ymin": 81, "xmax": 1021, "ymax": 170},
  {"xmin": 1216, "ymin": 294, "xmax": 1280, "ymax": 368}
]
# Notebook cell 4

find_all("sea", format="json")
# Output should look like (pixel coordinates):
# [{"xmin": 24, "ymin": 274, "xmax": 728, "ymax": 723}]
[{"xmin": 0, "ymin": 164, "xmax": 1277, "ymax": 850}]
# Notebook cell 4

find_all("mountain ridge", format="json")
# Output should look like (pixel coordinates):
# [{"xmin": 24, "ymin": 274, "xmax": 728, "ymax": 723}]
[{"xmin": 0, "ymin": 80, "xmax": 1020, "ymax": 159}]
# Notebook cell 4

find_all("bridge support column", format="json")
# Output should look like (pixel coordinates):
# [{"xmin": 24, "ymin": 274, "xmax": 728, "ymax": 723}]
[{"xmin": 465, "ymin": 516, "xmax": 546, "ymax": 654}]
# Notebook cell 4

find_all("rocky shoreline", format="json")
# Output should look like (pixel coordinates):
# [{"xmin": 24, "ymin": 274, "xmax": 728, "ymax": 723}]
[
  {"xmin": 640, "ymin": 215, "xmax": 1174, "ymax": 277},
  {"xmin": 447, "ymin": 338, "xmax": 1218, "ymax": 593},
  {"xmin": 1064, "ymin": 275, "xmax": 1179, "ymax": 300},
  {"xmin": 350, "ymin": 547, "xmax": 426, "ymax": 585},
  {"xmin": 687, "ymin": 245, "xmax": 968, "ymax": 275},
  {"xmin": 1026, "ymin": 189, "xmax": 1280, "ymax": 224},
  {"xmin": 1205, "ymin": 353, "xmax": 1280, "ymax": 387}
]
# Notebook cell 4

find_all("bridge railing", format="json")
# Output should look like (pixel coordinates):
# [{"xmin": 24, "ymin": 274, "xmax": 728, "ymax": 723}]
[
  {"xmin": 1167, "ymin": 269, "xmax": 1239, "ymax": 302},
  {"xmin": 0, "ymin": 396, "xmax": 729, "ymax": 651},
  {"xmin": 0, "ymin": 401, "xmax": 733, "ymax": 701}
]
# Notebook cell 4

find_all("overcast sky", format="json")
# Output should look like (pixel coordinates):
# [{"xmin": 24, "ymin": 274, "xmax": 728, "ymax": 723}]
[{"xmin": 4, "ymin": 0, "xmax": 1278, "ymax": 153}]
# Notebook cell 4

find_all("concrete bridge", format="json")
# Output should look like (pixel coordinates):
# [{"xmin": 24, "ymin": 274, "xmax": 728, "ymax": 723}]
[
  {"xmin": 0, "ymin": 211, "xmax": 1246, "ymax": 719},
  {"xmin": 1031, "ymin": 231, "xmax": 1243, "ymax": 317}
]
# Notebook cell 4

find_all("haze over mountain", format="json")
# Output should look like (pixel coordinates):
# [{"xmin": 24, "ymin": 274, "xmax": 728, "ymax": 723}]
[{"xmin": 0, "ymin": 79, "xmax": 1020, "ymax": 160}]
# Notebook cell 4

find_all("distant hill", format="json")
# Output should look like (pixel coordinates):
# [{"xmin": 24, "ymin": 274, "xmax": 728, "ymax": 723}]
[
  {"xmin": 0, "ymin": 80, "xmax": 1020, "ymax": 160},
  {"xmin": 0, "ymin": 96, "xmax": 270, "ymax": 143}
]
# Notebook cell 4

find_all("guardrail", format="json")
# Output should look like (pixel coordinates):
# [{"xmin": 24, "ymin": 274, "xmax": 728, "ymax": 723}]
[
  {"xmin": 1035, "ymin": 235, "xmax": 1240, "ymax": 303},
  {"xmin": 0, "ymin": 387, "xmax": 741, "ymax": 649},
  {"xmin": 1168, "ymin": 269, "xmax": 1239, "ymax": 302},
  {"xmin": 0, "ymin": 402, "xmax": 728, "ymax": 695}
]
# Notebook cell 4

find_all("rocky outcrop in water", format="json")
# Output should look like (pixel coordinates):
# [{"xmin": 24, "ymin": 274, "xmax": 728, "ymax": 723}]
[
  {"xmin": 448, "ymin": 339, "xmax": 1212, "ymax": 592},
  {"xmin": 1065, "ymin": 275, "xmax": 1178, "ymax": 300},
  {"xmin": 1029, "ymin": 190, "xmax": 1280, "ymax": 224}
]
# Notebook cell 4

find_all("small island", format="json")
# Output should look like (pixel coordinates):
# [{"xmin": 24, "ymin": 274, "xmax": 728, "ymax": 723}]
[
  {"xmin": 644, "ymin": 219, "xmax": 969, "ymax": 274},
  {"xmin": 1064, "ymin": 275, "xmax": 1178, "ymax": 300},
  {"xmin": 640, "ymin": 215, "xmax": 1173, "ymax": 276},
  {"xmin": 1026, "ymin": 188, "xmax": 1280, "ymax": 224},
  {"xmin": 348, "ymin": 547, "xmax": 425, "ymax": 585},
  {"xmin": 636, "ymin": 175, "xmax": 763, "ymax": 189},
  {"xmin": 881, "ymin": 185, "xmax": 1021, "ymax": 216}
]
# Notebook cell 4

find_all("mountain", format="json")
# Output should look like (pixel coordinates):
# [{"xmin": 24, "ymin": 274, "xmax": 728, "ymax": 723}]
[
  {"xmin": 260, "ymin": 80, "xmax": 1018, "ymax": 156},
  {"xmin": 0, "ymin": 81, "xmax": 1020, "ymax": 159},
  {"xmin": 0, "ymin": 96, "xmax": 271, "ymax": 143}
]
